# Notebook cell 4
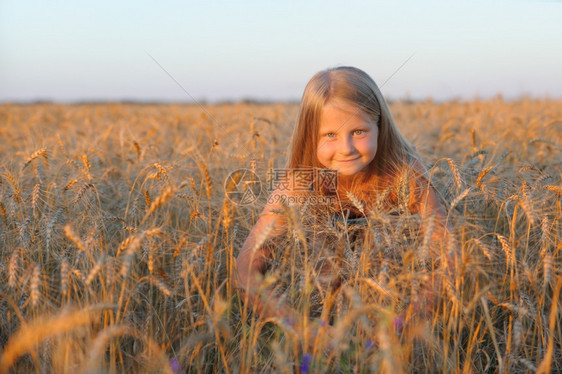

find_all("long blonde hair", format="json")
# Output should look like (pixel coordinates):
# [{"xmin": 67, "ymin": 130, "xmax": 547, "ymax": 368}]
[{"xmin": 287, "ymin": 66, "xmax": 418, "ymax": 187}]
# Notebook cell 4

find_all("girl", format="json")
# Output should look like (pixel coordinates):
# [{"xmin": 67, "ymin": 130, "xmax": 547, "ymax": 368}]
[{"xmin": 236, "ymin": 66, "xmax": 454, "ymax": 343}]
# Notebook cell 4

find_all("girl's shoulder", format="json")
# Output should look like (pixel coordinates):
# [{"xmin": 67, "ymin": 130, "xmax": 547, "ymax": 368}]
[
  {"xmin": 410, "ymin": 157, "xmax": 431, "ymax": 183},
  {"xmin": 368, "ymin": 154, "xmax": 432, "ymax": 212},
  {"xmin": 370, "ymin": 153, "xmax": 429, "ymax": 190}
]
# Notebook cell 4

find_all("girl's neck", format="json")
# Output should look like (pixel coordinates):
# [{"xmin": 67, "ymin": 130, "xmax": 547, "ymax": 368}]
[{"xmin": 337, "ymin": 171, "xmax": 370, "ymax": 191}]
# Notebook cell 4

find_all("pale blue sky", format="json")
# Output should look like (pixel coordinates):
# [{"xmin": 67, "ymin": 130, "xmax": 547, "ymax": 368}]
[{"xmin": 1, "ymin": 0, "xmax": 561, "ymax": 102}]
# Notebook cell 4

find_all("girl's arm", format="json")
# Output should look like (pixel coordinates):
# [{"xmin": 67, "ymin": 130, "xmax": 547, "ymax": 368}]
[
  {"xmin": 235, "ymin": 189, "xmax": 298, "ymax": 323},
  {"xmin": 409, "ymin": 159, "xmax": 458, "ymax": 315},
  {"xmin": 409, "ymin": 158, "xmax": 456, "ymax": 263},
  {"xmin": 418, "ymin": 183, "xmax": 458, "ymax": 274},
  {"xmin": 236, "ymin": 186, "xmax": 339, "ymax": 350}
]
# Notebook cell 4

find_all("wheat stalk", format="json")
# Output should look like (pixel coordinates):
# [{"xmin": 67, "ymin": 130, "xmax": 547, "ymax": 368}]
[
  {"xmin": 82, "ymin": 154, "xmax": 91, "ymax": 174},
  {"xmin": 475, "ymin": 166, "xmax": 494, "ymax": 189},
  {"xmin": 199, "ymin": 163, "xmax": 213, "ymax": 200},
  {"xmin": 23, "ymin": 147, "xmax": 48, "ymax": 169},
  {"xmin": 496, "ymin": 234, "xmax": 513, "ymax": 267},
  {"xmin": 518, "ymin": 182, "xmax": 536, "ymax": 225},
  {"xmin": 66, "ymin": 159, "xmax": 92, "ymax": 181},
  {"xmin": 8, "ymin": 250, "xmax": 19, "ymax": 288},
  {"xmin": 153, "ymin": 163, "xmax": 169, "ymax": 182},
  {"xmin": 3, "ymin": 171, "xmax": 22, "ymax": 202},
  {"xmin": 120, "ymin": 233, "xmax": 146, "ymax": 277},
  {"xmin": 86, "ymin": 255, "xmax": 106, "ymax": 285},
  {"xmin": 0, "ymin": 201, "xmax": 7, "ymax": 224},
  {"xmin": 517, "ymin": 358, "xmax": 537, "ymax": 372},
  {"xmin": 435, "ymin": 157, "xmax": 463, "ymax": 191},
  {"xmin": 512, "ymin": 316, "xmax": 522, "ymax": 353},
  {"xmin": 543, "ymin": 254, "xmax": 552, "ymax": 288},
  {"xmin": 133, "ymin": 140, "xmax": 141, "ymax": 161},
  {"xmin": 45, "ymin": 208, "xmax": 63, "ymax": 251},
  {"xmin": 84, "ymin": 324, "xmax": 170, "ymax": 373},
  {"xmin": 73, "ymin": 182, "xmax": 93, "ymax": 204},
  {"xmin": 0, "ymin": 304, "xmax": 115, "ymax": 374},
  {"xmin": 30, "ymin": 263, "xmax": 41, "ymax": 307},
  {"xmin": 544, "ymin": 185, "xmax": 562, "ymax": 194},
  {"xmin": 222, "ymin": 198, "xmax": 232, "ymax": 229},
  {"xmin": 529, "ymin": 137, "xmax": 562, "ymax": 151},
  {"xmin": 141, "ymin": 186, "xmax": 175, "ymax": 225},
  {"xmin": 346, "ymin": 191, "xmax": 365, "ymax": 216},
  {"xmin": 189, "ymin": 177, "xmax": 200, "ymax": 197},
  {"xmin": 450, "ymin": 188, "xmax": 471, "ymax": 211},
  {"xmin": 60, "ymin": 258, "xmax": 69, "ymax": 295},
  {"xmin": 116, "ymin": 235, "xmax": 136, "ymax": 256},
  {"xmin": 56, "ymin": 135, "xmax": 68, "ymax": 158},
  {"xmin": 470, "ymin": 238, "xmax": 493, "ymax": 260},
  {"xmin": 64, "ymin": 225, "xmax": 87, "ymax": 254},
  {"xmin": 144, "ymin": 189, "xmax": 152, "ymax": 207},
  {"xmin": 63, "ymin": 178, "xmax": 78, "ymax": 192},
  {"xmin": 540, "ymin": 217, "xmax": 549, "ymax": 257},
  {"xmin": 31, "ymin": 183, "xmax": 41, "ymax": 210},
  {"xmin": 139, "ymin": 276, "xmax": 172, "ymax": 297}
]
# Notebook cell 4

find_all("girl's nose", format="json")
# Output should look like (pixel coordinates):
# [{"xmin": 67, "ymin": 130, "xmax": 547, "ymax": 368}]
[{"xmin": 339, "ymin": 135, "xmax": 355, "ymax": 155}]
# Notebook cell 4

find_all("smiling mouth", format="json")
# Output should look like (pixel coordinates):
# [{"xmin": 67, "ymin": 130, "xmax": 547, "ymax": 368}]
[{"xmin": 337, "ymin": 157, "xmax": 360, "ymax": 162}]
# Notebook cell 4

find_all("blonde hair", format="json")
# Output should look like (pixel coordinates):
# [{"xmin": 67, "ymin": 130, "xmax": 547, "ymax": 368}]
[{"xmin": 287, "ymin": 66, "xmax": 418, "ymax": 186}]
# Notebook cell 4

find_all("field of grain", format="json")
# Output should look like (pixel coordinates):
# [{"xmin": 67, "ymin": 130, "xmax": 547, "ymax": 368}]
[{"xmin": 0, "ymin": 99, "xmax": 560, "ymax": 373}]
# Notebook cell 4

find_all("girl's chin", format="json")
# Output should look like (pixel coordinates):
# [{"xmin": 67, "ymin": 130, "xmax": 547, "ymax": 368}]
[
  {"xmin": 317, "ymin": 164, "xmax": 367, "ymax": 177},
  {"xmin": 335, "ymin": 168, "xmax": 368, "ymax": 178}
]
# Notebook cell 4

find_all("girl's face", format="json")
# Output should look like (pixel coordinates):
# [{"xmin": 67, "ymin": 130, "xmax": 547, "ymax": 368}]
[{"xmin": 316, "ymin": 101, "xmax": 378, "ymax": 177}]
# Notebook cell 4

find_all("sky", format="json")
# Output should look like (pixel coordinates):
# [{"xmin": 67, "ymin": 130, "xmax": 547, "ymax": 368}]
[{"xmin": 1, "ymin": 0, "xmax": 561, "ymax": 103}]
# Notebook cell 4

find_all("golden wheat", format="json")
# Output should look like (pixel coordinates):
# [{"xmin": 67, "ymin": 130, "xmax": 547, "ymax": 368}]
[
  {"xmin": 0, "ymin": 100, "xmax": 560, "ymax": 373},
  {"xmin": 23, "ymin": 147, "xmax": 48, "ymax": 169}
]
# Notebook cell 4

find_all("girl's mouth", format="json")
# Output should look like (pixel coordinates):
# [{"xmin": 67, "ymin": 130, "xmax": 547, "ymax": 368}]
[{"xmin": 337, "ymin": 157, "xmax": 360, "ymax": 163}]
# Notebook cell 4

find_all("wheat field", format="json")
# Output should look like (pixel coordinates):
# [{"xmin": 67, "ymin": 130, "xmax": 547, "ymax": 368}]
[{"xmin": 0, "ymin": 99, "xmax": 560, "ymax": 373}]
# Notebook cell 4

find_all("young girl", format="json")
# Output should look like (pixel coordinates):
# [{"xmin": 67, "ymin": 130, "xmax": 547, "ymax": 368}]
[{"xmin": 236, "ymin": 66, "xmax": 454, "ymax": 343}]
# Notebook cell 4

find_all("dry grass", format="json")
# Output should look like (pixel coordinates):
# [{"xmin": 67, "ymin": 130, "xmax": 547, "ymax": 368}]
[{"xmin": 0, "ymin": 99, "xmax": 560, "ymax": 373}]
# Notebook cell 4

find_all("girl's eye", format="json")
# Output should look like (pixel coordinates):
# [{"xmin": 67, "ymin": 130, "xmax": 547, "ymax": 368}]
[
  {"xmin": 325, "ymin": 132, "xmax": 336, "ymax": 138},
  {"xmin": 354, "ymin": 130, "xmax": 365, "ymax": 136}
]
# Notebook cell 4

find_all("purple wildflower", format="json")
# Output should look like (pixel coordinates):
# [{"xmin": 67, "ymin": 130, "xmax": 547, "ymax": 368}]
[
  {"xmin": 393, "ymin": 316, "xmax": 404, "ymax": 333},
  {"xmin": 299, "ymin": 353, "xmax": 312, "ymax": 373},
  {"xmin": 283, "ymin": 317, "xmax": 295, "ymax": 328},
  {"xmin": 169, "ymin": 358, "xmax": 182, "ymax": 374}
]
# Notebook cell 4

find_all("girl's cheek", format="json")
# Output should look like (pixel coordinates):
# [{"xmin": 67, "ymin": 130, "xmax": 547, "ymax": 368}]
[
  {"xmin": 358, "ymin": 136, "xmax": 375, "ymax": 149},
  {"xmin": 318, "ymin": 141, "xmax": 333, "ymax": 153}
]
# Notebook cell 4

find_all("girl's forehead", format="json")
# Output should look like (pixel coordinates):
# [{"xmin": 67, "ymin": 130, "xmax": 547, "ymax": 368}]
[{"xmin": 321, "ymin": 100, "xmax": 370, "ymax": 123}]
